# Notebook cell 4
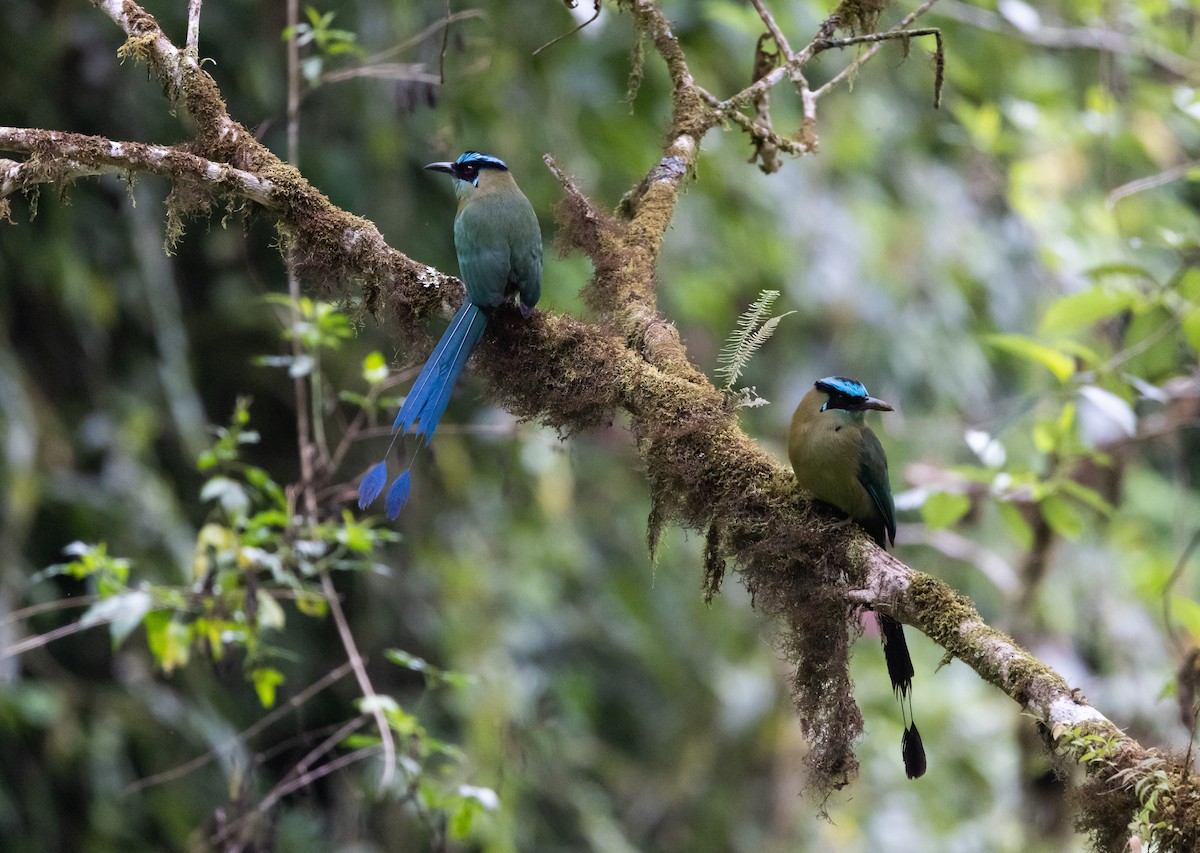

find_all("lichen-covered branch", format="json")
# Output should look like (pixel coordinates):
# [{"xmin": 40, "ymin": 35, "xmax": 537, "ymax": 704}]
[{"xmin": 0, "ymin": 128, "xmax": 273, "ymax": 203}]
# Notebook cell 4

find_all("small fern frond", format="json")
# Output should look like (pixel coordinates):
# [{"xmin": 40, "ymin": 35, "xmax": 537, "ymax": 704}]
[{"xmin": 715, "ymin": 290, "xmax": 794, "ymax": 394}]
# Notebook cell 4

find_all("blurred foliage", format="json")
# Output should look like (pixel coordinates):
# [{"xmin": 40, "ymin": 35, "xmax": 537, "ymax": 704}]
[{"xmin": 1, "ymin": 0, "xmax": 1199, "ymax": 851}]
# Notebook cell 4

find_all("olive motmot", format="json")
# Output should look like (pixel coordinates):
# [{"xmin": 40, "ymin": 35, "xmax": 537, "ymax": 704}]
[{"xmin": 788, "ymin": 376, "xmax": 926, "ymax": 779}]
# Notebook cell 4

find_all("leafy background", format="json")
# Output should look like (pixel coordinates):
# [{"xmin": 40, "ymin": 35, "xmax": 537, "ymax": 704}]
[{"xmin": 1, "ymin": 0, "xmax": 1199, "ymax": 850}]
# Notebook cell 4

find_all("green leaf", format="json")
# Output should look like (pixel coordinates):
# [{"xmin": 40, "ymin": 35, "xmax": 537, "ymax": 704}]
[
  {"xmin": 997, "ymin": 500, "xmax": 1034, "ymax": 550},
  {"xmin": 193, "ymin": 617, "xmax": 226, "ymax": 660},
  {"xmin": 251, "ymin": 667, "xmax": 285, "ymax": 708},
  {"xmin": 342, "ymin": 734, "xmax": 381, "ymax": 749},
  {"xmin": 920, "ymin": 491, "xmax": 971, "ymax": 529},
  {"xmin": 244, "ymin": 465, "xmax": 286, "ymax": 507},
  {"xmin": 80, "ymin": 590, "xmax": 153, "ymax": 647},
  {"xmin": 200, "ymin": 476, "xmax": 250, "ymax": 517},
  {"xmin": 385, "ymin": 648, "xmax": 429, "ymax": 673},
  {"xmin": 1081, "ymin": 262, "xmax": 1156, "ymax": 283},
  {"xmin": 449, "ymin": 798, "xmax": 478, "ymax": 839},
  {"xmin": 1056, "ymin": 479, "xmax": 1115, "ymax": 516},
  {"xmin": 987, "ymin": 334, "xmax": 1075, "ymax": 382},
  {"xmin": 336, "ymin": 511, "xmax": 373, "ymax": 553},
  {"xmin": 295, "ymin": 591, "xmax": 328, "ymax": 617},
  {"xmin": 256, "ymin": 590, "xmax": 286, "ymax": 631},
  {"xmin": 1032, "ymin": 420, "xmax": 1057, "ymax": 454},
  {"xmin": 144, "ymin": 611, "xmax": 191, "ymax": 673},
  {"xmin": 1169, "ymin": 597, "xmax": 1200, "ymax": 642},
  {"xmin": 1041, "ymin": 495, "xmax": 1084, "ymax": 540},
  {"xmin": 252, "ymin": 355, "xmax": 294, "ymax": 369},
  {"xmin": 1178, "ymin": 267, "xmax": 1200, "ymax": 302},
  {"xmin": 1040, "ymin": 288, "xmax": 1134, "ymax": 334},
  {"xmin": 362, "ymin": 351, "xmax": 388, "ymax": 384},
  {"xmin": 289, "ymin": 354, "xmax": 315, "ymax": 378},
  {"xmin": 1182, "ymin": 305, "xmax": 1200, "ymax": 355},
  {"xmin": 359, "ymin": 694, "xmax": 401, "ymax": 716}
]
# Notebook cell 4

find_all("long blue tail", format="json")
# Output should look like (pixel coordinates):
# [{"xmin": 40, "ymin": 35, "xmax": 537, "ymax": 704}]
[
  {"xmin": 357, "ymin": 302, "xmax": 487, "ymax": 519},
  {"xmin": 393, "ymin": 302, "xmax": 488, "ymax": 442}
]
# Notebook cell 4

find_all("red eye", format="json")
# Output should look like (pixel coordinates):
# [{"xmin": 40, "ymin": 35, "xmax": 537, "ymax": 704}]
[{"xmin": 460, "ymin": 164, "xmax": 478, "ymax": 181}]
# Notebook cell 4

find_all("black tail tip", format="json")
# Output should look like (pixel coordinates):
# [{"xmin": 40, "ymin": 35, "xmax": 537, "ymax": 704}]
[{"xmin": 902, "ymin": 723, "xmax": 927, "ymax": 779}]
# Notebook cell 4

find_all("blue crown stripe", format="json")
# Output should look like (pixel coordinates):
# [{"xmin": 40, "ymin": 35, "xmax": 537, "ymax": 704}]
[
  {"xmin": 816, "ymin": 376, "xmax": 869, "ymax": 400},
  {"xmin": 455, "ymin": 151, "xmax": 509, "ymax": 170}
]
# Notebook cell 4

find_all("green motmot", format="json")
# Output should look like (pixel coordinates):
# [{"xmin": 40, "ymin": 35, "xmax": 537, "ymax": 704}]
[
  {"xmin": 788, "ymin": 376, "xmax": 926, "ymax": 779},
  {"xmin": 358, "ymin": 151, "xmax": 542, "ymax": 519}
]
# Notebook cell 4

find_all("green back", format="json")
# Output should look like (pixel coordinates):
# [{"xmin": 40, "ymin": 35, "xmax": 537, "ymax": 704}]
[{"xmin": 454, "ymin": 190, "xmax": 542, "ymax": 310}]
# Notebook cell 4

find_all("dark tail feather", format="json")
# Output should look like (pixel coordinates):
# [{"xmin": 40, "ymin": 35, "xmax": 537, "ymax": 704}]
[
  {"xmin": 902, "ymin": 723, "xmax": 926, "ymax": 779},
  {"xmin": 879, "ymin": 613, "xmax": 925, "ymax": 778},
  {"xmin": 878, "ymin": 614, "xmax": 914, "ymax": 697},
  {"xmin": 393, "ymin": 303, "xmax": 488, "ymax": 443}
]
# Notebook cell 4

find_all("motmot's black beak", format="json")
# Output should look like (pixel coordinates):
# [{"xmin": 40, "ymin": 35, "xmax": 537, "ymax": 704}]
[
  {"xmin": 424, "ymin": 161, "xmax": 456, "ymax": 175},
  {"xmin": 861, "ymin": 396, "xmax": 893, "ymax": 412}
]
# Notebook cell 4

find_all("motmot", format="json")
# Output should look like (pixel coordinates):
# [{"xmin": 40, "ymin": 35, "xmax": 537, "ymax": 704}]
[
  {"xmin": 358, "ymin": 151, "xmax": 542, "ymax": 519},
  {"xmin": 788, "ymin": 376, "xmax": 926, "ymax": 779}
]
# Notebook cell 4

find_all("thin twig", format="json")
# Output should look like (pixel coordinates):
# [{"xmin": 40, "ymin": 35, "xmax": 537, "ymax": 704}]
[
  {"xmin": 1108, "ymin": 159, "xmax": 1200, "ymax": 208},
  {"xmin": 815, "ymin": 27, "xmax": 940, "ymax": 51},
  {"xmin": 748, "ymin": 0, "xmax": 794, "ymax": 59},
  {"xmin": 364, "ymin": 10, "xmax": 485, "ymax": 65},
  {"xmin": 812, "ymin": 0, "xmax": 942, "ymax": 101},
  {"xmin": 124, "ymin": 661, "xmax": 355, "ymax": 795},
  {"xmin": 815, "ymin": 27, "xmax": 944, "ymax": 108},
  {"xmin": 320, "ymin": 64, "xmax": 441, "ymax": 86},
  {"xmin": 281, "ymin": 0, "xmax": 394, "ymax": 792},
  {"xmin": 439, "ymin": 0, "xmax": 451, "ymax": 84},
  {"xmin": 534, "ymin": 2, "xmax": 603, "ymax": 56},
  {"xmin": 0, "ymin": 617, "xmax": 110, "ymax": 660},
  {"xmin": 186, "ymin": 0, "xmax": 202, "ymax": 54},
  {"xmin": 1163, "ymin": 528, "xmax": 1200, "ymax": 650},
  {"xmin": 320, "ymin": 570, "xmax": 396, "ymax": 787},
  {"xmin": 694, "ymin": 89, "xmax": 813, "ymax": 156},
  {"xmin": 210, "ymin": 718, "xmax": 375, "ymax": 846},
  {"xmin": 0, "ymin": 594, "xmax": 99, "ymax": 627},
  {"xmin": 283, "ymin": 0, "xmax": 318, "ymax": 520}
]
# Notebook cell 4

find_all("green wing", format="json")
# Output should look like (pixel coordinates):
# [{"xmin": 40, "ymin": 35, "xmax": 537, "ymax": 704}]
[{"xmin": 856, "ymin": 427, "xmax": 896, "ymax": 547}]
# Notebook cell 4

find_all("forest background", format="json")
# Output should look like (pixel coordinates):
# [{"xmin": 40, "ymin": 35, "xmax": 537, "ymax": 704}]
[{"xmin": 2, "ymin": 0, "xmax": 1200, "ymax": 851}]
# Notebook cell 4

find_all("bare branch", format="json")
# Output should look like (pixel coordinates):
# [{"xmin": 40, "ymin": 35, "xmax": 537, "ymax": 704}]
[
  {"xmin": 210, "ymin": 719, "xmax": 375, "ymax": 847},
  {"xmin": 749, "ymin": 0, "xmax": 794, "ymax": 59},
  {"xmin": 812, "ymin": 0, "xmax": 943, "ymax": 102},
  {"xmin": 815, "ymin": 27, "xmax": 945, "ymax": 108},
  {"xmin": 534, "ymin": 1, "xmax": 602, "ymax": 56},
  {"xmin": 123, "ymin": 661, "xmax": 356, "ymax": 795},
  {"xmin": 186, "ymin": 0, "xmax": 202, "ymax": 54},
  {"xmin": 319, "ymin": 570, "xmax": 397, "ymax": 789},
  {"xmin": 1108, "ymin": 159, "xmax": 1200, "ymax": 208}
]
